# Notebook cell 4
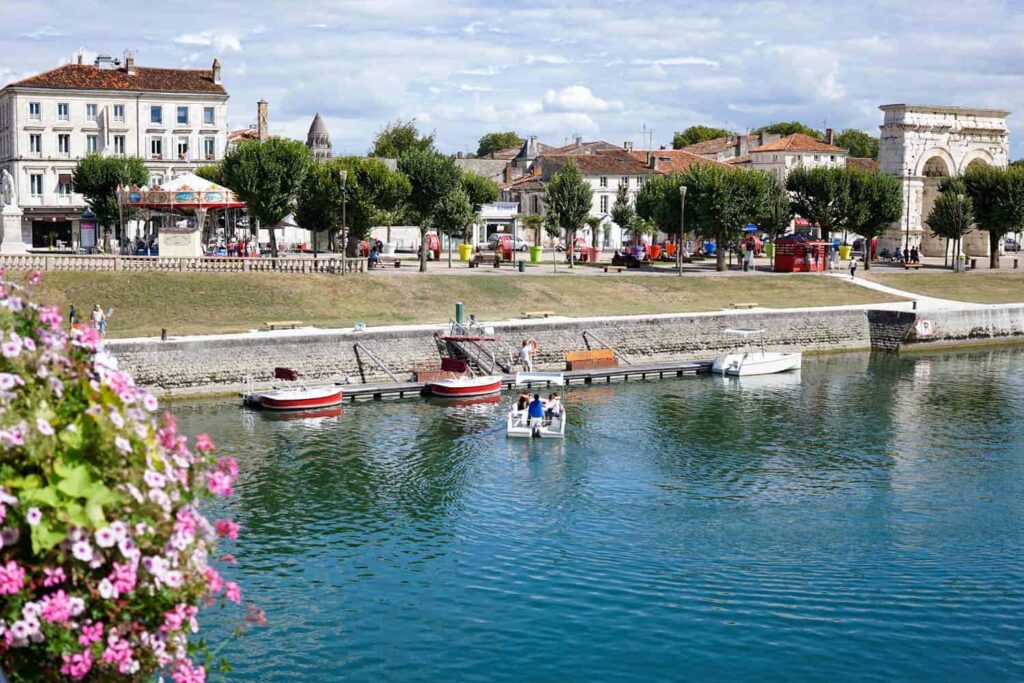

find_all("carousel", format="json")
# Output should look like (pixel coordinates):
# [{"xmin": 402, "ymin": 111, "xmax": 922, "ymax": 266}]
[{"xmin": 117, "ymin": 173, "xmax": 246, "ymax": 257}]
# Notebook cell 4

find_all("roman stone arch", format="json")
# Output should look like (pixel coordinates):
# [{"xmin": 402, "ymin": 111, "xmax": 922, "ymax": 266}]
[{"xmin": 877, "ymin": 104, "xmax": 1010, "ymax": 258}]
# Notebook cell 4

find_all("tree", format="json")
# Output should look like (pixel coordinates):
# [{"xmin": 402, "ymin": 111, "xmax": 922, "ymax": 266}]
[
  {"xmin": 753, "ymin": 121, "xmax": 822, "ymax": 139},
  {"xmin": 959, "ymin": 164, "xmax": 1024, "ymax": 268},
  {"xmin": 625, "ymin": 215, "xmax": 655, "ymax": 247},
  {"xmin": 71, "ymin": 154, "xmax": 148, "ymax": 249},
  {"xmin": 433, "ymin": 185, "xmax": 474, "ymax": 268},
  {"xmin": 679, "ymin": 165, "xmax": 770, "ymax": 271},
  {"xmin": 756, "ymin": 173, "xmax": 792, "ymax": 267},
  {"xmin": 295, "ymin": 161, "xmax": 342, "ymax": 255},
  {"xmin": 635, "ymin": 173, "xmax": 685, "ymax": 240},
  {"xmin": 833, "ymin": 128, "xmax": 879, "ymax": 159},
  {"xmin": 611, "ymin": 183, "xmax": 635, "ymax": 236},
  {"xmin": 786, "ymin": 166, "xmax": 851, "ymax": 244},
  {"xmin": 522, "ymin": 214, "xmax": 544, "ymax": 248},
  {"xmin": 545, "ymin": 161, "xmax": 593, "ymax": 268},
  {"xmin": 220, "ymin": 138, "xmax": 311, "ymax": 257},
  {"xmin": 370, "ymin": 119, "xmax": 436, "ymax": 158},
  {"xmin": 460, "ymin": 171, "xmax": 499, "ymax": 243},
  {"xmin": 397, "ymin": 148, "xmax": 462, "ymax": 271},
  {"xmin": 476, "ymin": 131, "xmax": 524, "ymax": 157},
  {"xmin": 585, "ymin": 215, "xmax": 604, "ymax": 249},
  {"xmin": 927, "ymin": 179, "xmax": 974, "ymax": 271},
  {"xmin": 672, "ymin": 125, "xmax": 732, "ymax": 149},
  {"xmin": 195, "ymin": 162, "xmax": 224, "ymax": 186},
  {"xmin": 544, "ymin": 211, "xmax": 562, "ymax": 271},
  {"xmin": 844, "ymin": 170, "xmax": 902, "ymax": 269}
]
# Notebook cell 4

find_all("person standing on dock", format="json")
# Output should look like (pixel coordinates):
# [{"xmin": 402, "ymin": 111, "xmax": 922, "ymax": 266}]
[{"xmin": 519, "ymin": 339, "xmax": 535, "ymax": 372}]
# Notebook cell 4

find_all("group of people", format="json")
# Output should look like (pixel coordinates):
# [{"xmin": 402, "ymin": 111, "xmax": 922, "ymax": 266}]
[
  {"xmin": 224, "ymin": 238, "xmax": 260, "ymax": 257},
  {"xmin": 367, "ymin": 239, "xmax": 386, "ymax": 268},
  {"xmin": 515, "ymin": 392, "xmax": 563, "ymax": 424},
  {"xmin": 610, "ymin": 244, "xmax": 649, "ymax": 268},
  {"xmin": 68, "ymin": 304, "xmax": 109, "ymax": 336}
]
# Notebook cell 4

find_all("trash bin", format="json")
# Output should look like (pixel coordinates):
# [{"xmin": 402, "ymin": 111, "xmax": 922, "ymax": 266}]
[
  {"xmin": 458, "ymin": 243, "xmax": 473, "ymax": 262},
  {"xmin": 764, "ymin": 242, "xmax": 774, "ymax": 259},
  {"xmin": 529, "ymin": 246, "xmax": 543, "ymax": 263},
  {"xmin": 838, "ymin": 245, "xmax": 852, "ymax": 260},
  {"xmin": 518, "ymin": 260, "xmax": 525, "ymax": 273},
  {"xmin": 971, "ymin": 258, "xmax": 977, "ymax": 270}
]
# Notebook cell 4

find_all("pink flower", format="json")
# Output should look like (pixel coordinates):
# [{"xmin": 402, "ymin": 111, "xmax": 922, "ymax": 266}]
[
  {"xmin": 162, "ymin": 603, "xmax": 199, "ymax": 633},
  {"xmin": 221, "ymin": 553, "xmax": 237, "ymax": 564},
  {"xmin": 39, "ymin": 589, "xmax": 74, "ymax": 624},
  {"xmin": 0, "ymin": 560, "xmax": 25, "ymax": 595},
  {"xmin": 26, "ymin": 270, "xmax": 41, "ymax": 286},
  {"xmin": 171, "ymin": 659, "xmax": 207, "ymax": 683},
  {"xmin": 78, "ymin": 621, "xmax": 104, "ymax": 647},
  {"xmin": 195, "ymin": 433, "xmax": 214, "ymax": 452},
  {"xmin": 204, "ymin": 566, "xmax": 224, "ymax": 593},
  {"xmin": 72, "ymin": 325, "xmax": 101, "ymax": 350},
  {"xmin": 42, "ymin": 566, "xmax": 65, "ymax": 587},
  {"xmin": 109, "ymin": 561, "xmax": 137, "ymax": 594},
  {"xmin": 102, "ymin": 632, "xmax": 137, "ymax": 674},
  {"xmin": 215, "ymin": 519, "xmax": 240, "ymax": 539},
  {"xmin": 224, "ymin": 581, "xmax": 241, "ymax": 604},
  {"xmin": 207, "ymin": 471, "xmax": 233, "ymax": 497},
  {"xmin": 217, "ymin": 456, "xmax": 239, "ymax": 478},
  {"xmin": 60, "ymin": 650, "xmax": 94, "ymax": 680}
]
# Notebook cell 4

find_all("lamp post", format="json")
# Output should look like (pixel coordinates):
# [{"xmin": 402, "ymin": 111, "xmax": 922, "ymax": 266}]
[
  {"xmin": 334, "ymin": 169, "xmax": 348, "ymax": 274},
  {"xmin": 678, "ymin": 185, "xmax": 687, "ymax": 276},
  {"xmin": 904, "ymin": 179, "xmax": 912, "ymax": 258}
]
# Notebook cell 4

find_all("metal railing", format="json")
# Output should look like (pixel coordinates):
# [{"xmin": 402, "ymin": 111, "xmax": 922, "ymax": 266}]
[
  {"xmin": 582, "ymin": 329, "xmax": 633, "ymax": 365},
  {"xmin": 445, "ymin": 319, "xmax": 515, "ymax": 375},
  {"xmin": 352, "ymin": 342, "xmax": 401, "ymax": 383},
  {"xmin": 0, "ymin": 253, "xmax": 354, "ymax": 275}
]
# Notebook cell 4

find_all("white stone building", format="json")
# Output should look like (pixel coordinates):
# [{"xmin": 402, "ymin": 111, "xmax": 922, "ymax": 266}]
[
  {"xmin": 877, "ymin": 104, "xmax": 1009, "ymax": 257},
  {"xmin": 746, "ymin": 132, "xmax": 848, "ymax": 180},
  {"xmin": 0, "ymin": 53, "xmax": 229, "ymax": 250}
]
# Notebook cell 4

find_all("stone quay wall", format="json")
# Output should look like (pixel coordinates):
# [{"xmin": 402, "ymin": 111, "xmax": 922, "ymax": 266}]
[
  {"xmin": 108, "ymin": 307, "xmax": 873, "ymax": 396},
  {"xmin": 885, "ymin": 305, "xmax": 1024, "ymax": 350}
]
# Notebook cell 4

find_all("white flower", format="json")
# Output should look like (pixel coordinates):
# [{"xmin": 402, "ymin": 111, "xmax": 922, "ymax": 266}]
[
  {"xmin": 98, "ymin": 578, "xmax": 118, "ymax": 600},
  {"xmin": 22, "ymin": 602, "xmax": 41, "ymax": 619},
  {"xmin": 115, "ymin": 436, "xmax": 132, "ymax": 453},
  {"xmin": 163, "ymin": 570, "xmax": 183, "ymax": 589},
  {"xmin": 109, "ymin": 520, "xmax": 128, "ymax": 542},
  {"xmin": 143, "ymin": 470, "xmax": 166, "ymax": 489},
  {"xmin": 34, "ymin": 417, "xmax": 53, "ymax": 436},
  {"xmin": 68, "ymin": 596, "xmax": 85, "ymax": 615},
  {"xmin": 71, "ymin": 540, "xmax": 93, "ymax": 562},
  {"xmin": 94, "ymin": 526, "xmax": 117, "ymax": 548},
  {"xmin": 25, "ymin": 507, "xmax": 41, "ymax": 526},
  {"xmin": 109, "ymin": 411, "xmax": 124, "ymax": 429}
]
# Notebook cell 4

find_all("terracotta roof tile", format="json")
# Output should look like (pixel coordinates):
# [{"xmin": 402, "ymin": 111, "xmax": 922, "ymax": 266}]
[
  {"xmin": 846, "ymin": 157, "xmax": 879, "ymax": 172},
  {"xmin": 681, "ymin": 134, "xmax": 754, "ymax": 155},
  {"xmin": 546, "ymin": 140, "xmax": 622, "ymax": 154},
  {"xmin": 541, "ymin": 150, "xmax": 654, "ymax": 176},
  {"xmin": 5, "ymin": 64, "xmax": 226, "ymax": 94},
  {"xmin": 628, "ymin": 149, "xmax": 736, "ymax": 173},
  {"xmin": 749, "ymin": 133, "xmax": 844, "ymax": 154}
]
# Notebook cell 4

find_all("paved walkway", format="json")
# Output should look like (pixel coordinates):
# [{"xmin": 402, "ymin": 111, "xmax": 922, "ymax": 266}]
[{"xmin": 827, "ymin": 273, "xmax": 986, "ymax": 311}]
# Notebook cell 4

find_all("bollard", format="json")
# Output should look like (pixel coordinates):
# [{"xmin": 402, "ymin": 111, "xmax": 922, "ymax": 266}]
[
  {"xmin": 518, "ymin": 260, "xmax": 525, "ymax": 273},
  {"xmin": 1015, "ymin": 258, "xmax": 1019, "ymax": 269},
  {"xmin": 912, "ymin": 301, "xmax": 917, "ymax": 310},
  {"xmin": 455, "ymin": 302, "xmax": 463, "ymax": 325},
  {"xmin": 971, "ymin": 258, "xmax": 977, "ymax": 270},
  {"xmin": 160, "ymin": 328, "xmax": 168, "ymax": 341}
]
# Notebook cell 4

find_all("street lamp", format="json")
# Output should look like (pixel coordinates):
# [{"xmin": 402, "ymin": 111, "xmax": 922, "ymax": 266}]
[
  {"xmin": 334, "ymin": 169, "xmax": 348, "ymax": 274},
  {"xmin": 678, "ymin": 185, "xmax": 687, "ymax": 276}
]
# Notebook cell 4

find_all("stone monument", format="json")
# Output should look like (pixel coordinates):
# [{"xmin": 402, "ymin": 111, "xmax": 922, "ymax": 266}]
[
  {"xmin": 0, "ymin": 169, "xmax": 28, "ymax": 254},
  {"xmin": 877, "ymin": 104, "xmax": 1010, "ymax": 257}
]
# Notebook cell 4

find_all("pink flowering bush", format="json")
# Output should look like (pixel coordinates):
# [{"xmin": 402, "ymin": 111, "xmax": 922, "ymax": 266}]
[{"xmin": 0, "ymin": 272, "xmax": 251, "ymax": 681}]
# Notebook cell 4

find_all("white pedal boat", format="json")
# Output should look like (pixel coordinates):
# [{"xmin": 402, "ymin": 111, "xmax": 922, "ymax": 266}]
[
  {"xmin": 506, "ymin": 408, "xmax": 566, "ymax": 439},
  {"xmin": 426, "ymin": 374, "xmax": 503, "ymax": 398},
  {"xmin": 712, "ymin": 328, "xmax": 802, "ymax": 377},
  {"xmin": 241, "ymin": 368, "xmax": 344, "ymax": 411}
]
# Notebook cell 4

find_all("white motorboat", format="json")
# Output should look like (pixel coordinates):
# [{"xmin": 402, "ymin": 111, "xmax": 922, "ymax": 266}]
[
  {"xmin": 241, "ymin": 368, "xmax": 344, "ymax": 410},
  {"xmin": 507, "ymin": 373, "xmax": 566, "ymax": 438},
  {"xmin": 711, "ymin": 328, "xmax": 802, "ymax": 377},
  {"xmin": 426, "ymin": 374, "xmax": 503, "ymax": 398}
]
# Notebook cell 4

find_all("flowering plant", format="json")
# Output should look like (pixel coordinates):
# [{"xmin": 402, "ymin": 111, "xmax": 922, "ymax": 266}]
[{"xmin": 0, "ymin": 272, "xmax": 248, "ymax": 682}]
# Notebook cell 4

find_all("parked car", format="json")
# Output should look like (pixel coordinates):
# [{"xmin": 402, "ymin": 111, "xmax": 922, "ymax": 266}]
[
  {"xmin": 1004, "ymin": 238, "xmax": 1021, "ymax": 252},
  {"xmin": 487, "ymin": 235, "xmax": 530, "ymax": 251}
]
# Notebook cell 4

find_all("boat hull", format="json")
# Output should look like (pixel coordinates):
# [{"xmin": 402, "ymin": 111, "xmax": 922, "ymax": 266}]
[
  {"xmin": 506, "ymin": 410, "xmax": 566, "ymax": 439},
  {"xmin": 258, "ymin": 387, "xmax": 344, "ymax": 411},
  {"xmin": 713, "ymin": 352, "xmax": 802, "ymax": 376},
  {"xmin": 427, "ymin": 376, "xmax": 503, "ymax": 398}
]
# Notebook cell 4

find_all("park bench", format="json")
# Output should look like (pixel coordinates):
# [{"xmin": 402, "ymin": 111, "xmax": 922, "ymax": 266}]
[
  {"xmin": 469, "ymin": 253, "xmax": 500, "ymax": 268},
  {"xmin": 903, "ymin": 262, "xmax": 922, "ymax": 270},
  {"xmin": 603, "ymin": 265, "xmax": 625, "ymax": 273},
  {"xmin": 521, "ymin": 310, "xmax": 555, "ymax": 319},
  {"xmin": 265, "ymin": 320, "xmax": 303, "ymax": 330},
  {"xmin": 731, "ymin": 302, "xmax": 759, "ymax": 309},
  {"xmin": 565, "ymin": 348, "xmax": 618, "ymax": 371}
]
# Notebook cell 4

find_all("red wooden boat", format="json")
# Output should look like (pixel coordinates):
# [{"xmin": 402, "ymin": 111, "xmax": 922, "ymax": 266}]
[
  {"xmin": 243, "ymin": 368, "xmax": 344, "ymax": 411},
  {"xmin": 426, "ymin": 374, "xmax": 503, "ymax": 398}
]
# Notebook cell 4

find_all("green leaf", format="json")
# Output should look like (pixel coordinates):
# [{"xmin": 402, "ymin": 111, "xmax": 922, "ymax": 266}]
[
  {"xmin": 31, "ymin": 518, "xmax": 66, "ymax": 553},
  {"xmin": 56, "ymin": 464, "xmax": 95, "ymax": 498},
  {"xmin": 59, "ymin": 425, "xmax": 84, "ymax": 451},
  {"xmin": 62, "ymin": 501, "xmax": 89, "ymax": 527},
  {"xmin": 20, "ymin": 485, "xmax": 59, "ymax": 507},
  {"xmin": 6, "ymin": 474, "xmax": 42, "ymax": 490},
  {"xmin": 85, "ymin": 487, "xmax": 121, "ymax": 526}
]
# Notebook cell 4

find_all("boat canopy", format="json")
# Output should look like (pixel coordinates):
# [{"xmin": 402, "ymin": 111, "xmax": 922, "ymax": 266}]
[{"xmin": 515, "ymin": 372, "xmax": 565, "ymax": 386}]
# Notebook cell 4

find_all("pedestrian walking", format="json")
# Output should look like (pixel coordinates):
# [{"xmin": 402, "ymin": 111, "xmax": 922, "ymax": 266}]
[
  {"xmin": 91, "ymin": 304, "xmax": 106, "ymax": 336},
  {"xmin": 68, "ymin": 304, "xmax": 78, "ymax": 326},
  {"xmin": 849, "ymin": 257, "xmax": 858, "ymax": 279}
]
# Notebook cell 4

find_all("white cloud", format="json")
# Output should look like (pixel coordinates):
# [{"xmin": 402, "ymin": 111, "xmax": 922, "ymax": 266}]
[
  {"xmin": 173, "ymin": 30, "xmax": 242, "ymax": 53},
  {"xmin": 22, "ymin": 26, "xmax": 63, "ymax": 40},
  {"xmin": 632, "ymin": 56, "xmax": 719, "ymax": 68},
  {"xmin": 543, "ymin": 85, "xmax": 622, "ymax": 113},
  {"xmin": 524, "ymin": 54, "xmax": 570, "ymax": 66}
]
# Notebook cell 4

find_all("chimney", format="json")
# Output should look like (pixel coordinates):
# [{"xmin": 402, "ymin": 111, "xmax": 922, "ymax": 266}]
[
  {"xmin": 824, "ymin": 128, "xmax": 833, "ymax": 145},
  {"xmin": 212, "ymin": 58, "xmax": 222, "ymax": 86},
  {"xmin": 94, "ymin": 54, "xmax": 116, "ymax": 70},
  {"xmin": 624, "ymin": 141, "xmax": 633, "ymax": 153},
  {"xmin": 76, "ymin": 51, "xmax": 83, "ymax": 65},
  {"xmin": 125, "ymin": 53, "xmax": 136, "ymax": 75},
  {"xmin": 457, "ymin": 151, "xmax": 464, "ymax": 159},
  {"xmin": 574, "ymin": 135, "xmax": 583, "ymax": 149},
  {"xmin": 647, "ymin": 151, "xmax": 658, "ymax": 170},
  {"xmin": 257, "ymin": 100, "xmax": 268, "ymax": 140},
  {"xmin": 737, "ymin": 134, "xmax": 749, "ymax": 157}
]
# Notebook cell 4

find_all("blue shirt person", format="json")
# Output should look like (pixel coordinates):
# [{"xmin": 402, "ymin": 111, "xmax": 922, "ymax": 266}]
[{"xmin": 528, "ymin": 394, "xmax": 545, "ymax": 419}]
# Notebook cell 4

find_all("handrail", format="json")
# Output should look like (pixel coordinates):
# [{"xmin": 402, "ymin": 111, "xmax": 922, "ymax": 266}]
[
  {"xmin": 446, "ymin": 319, "xmax": 514, "ymax": 374},
  {"xmin": 582, "ymin": 329, "xmax": 633, "ymax": 365},
  {"xmin": 352, "ymin": 342, "xmax": 400, "ymax": 383}
]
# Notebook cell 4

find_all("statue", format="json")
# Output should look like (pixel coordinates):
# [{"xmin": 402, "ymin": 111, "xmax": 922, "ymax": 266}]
[{"xmin": 0, "ymin": 169, "xmax": 16, "ymax": 209}]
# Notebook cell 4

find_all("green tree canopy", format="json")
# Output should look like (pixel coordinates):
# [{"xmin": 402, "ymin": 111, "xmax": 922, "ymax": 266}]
[
  {"xmin": 786, "ymin": 166, "xmax": 852, "ymax": 244},
  {"xmin": 672, "ymin": 125, "xmax": 732, "ymax": 149},
  {"xmin": 194, "ymin": 162, "xmax": 224, "ymax": 186},
  {"xmin": 460, "ymin": 171, "xmax": 499, "ymax": 211},
  {"xmin": 927, "ymin": 179, "xmax": 974, "ymax": 270},
  {"xmin": 844, "ymin": 170, "xmax": 902, "ymax": 269},
  {"xmin": 71, "ymin": 154, "xmax": 148, "ymax": 243},
  {"xmin": 635, "ymin": 173, "xmax": 685, "ymax": 237},
  {"xmin": 476, "ymin": 131, "xmax": 524, "ymax": 157},
  {"xmin": 521, "ymin": 213, "xmax": 544, "ymax": 247},
  {"xmin": 433, "ymin": 185, "xmax": 475, "ymax": 266},
  {"xmin": 220, "ymin": 137, "xmax": 311, "ymax": 256},
  {"xmin": 398, "ymin": 148, "xmax": 462, "ymax": 270},
  {"xmin": 956, "ymin": 164, "xmax": 1024, "ymax": 268},
  {"xmin": 753, "ymin": 121, "xmax": 822, "ymax": 139},
  {"xmin": 545, "ymin": 161, "xmax": 593, "ymax": 267},
  {"xmin": 370, "ymin": 119, "xmax": 436, "ymax": 158},
  {"xmin": 294, "ymin": 161, "xmax": 343, "ymax": 253},
  {"xmin": 833, "ymin": 128, "xmax": 879, "ymax": 159},
  {"xmin": 757, "ymin": 172, "xmax": 792, "ymax": 241},
  {"xmin": 611, "ymin": 183, "xmax": 635, "ymax": 231}
]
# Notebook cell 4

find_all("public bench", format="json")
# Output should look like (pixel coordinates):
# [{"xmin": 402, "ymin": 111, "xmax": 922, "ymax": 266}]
[
  {"xmin": 603, "ymin": 265, "xmax": 625, "ymax": 273},
  {"xmin": 903, "ymin": 262, "xmax": 922, "ymax": 270},
  {"xmin": 565, "ymin": 348, "xmax": 618, "ymax": 371},
  {"xmin": 469, "ymin": 253, "xmax": 501, "ymax": 268},
  {"xmin": 265, "ymin": 320, "xmax": 303, "ymax": 330},
  {"xmin": 521, "ymin": 310, "xmax": 555, "ymax": 319},
  {"xmin": 731, "ymin": 302, "xmax": 759, "ymax": 309}
]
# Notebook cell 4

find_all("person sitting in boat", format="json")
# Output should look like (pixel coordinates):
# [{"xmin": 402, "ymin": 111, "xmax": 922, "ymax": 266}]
[
  {"xmin": 545, "ymin": 393, "xmax": 562, "ymax": 421},
  {"xmin": 528, "ymin": 394, "xmax": 545, "ymax": 424},
  {"xmin": 517, "ymin": 393, "xmax": 530, "ymax": 413}
]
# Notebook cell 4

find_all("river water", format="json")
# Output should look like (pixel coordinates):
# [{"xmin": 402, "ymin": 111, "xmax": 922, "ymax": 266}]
[{"xmin": 180, "ymin": 348, "xmax": 1024, "ymax": 682}]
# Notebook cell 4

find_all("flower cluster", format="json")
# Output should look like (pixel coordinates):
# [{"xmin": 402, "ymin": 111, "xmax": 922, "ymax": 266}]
[{"xmin": 0, "ymin": 272, "xmax": 246, "ymax": 682}]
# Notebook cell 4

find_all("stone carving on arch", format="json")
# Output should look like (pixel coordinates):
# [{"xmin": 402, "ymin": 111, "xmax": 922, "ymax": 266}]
[
  {"xmin": 914, "ymin": 147, "xmax": 956, "ymax": 178},
  {"xmin": 960, "ymin": 149, "xmax": 994, "ymax": 173}
]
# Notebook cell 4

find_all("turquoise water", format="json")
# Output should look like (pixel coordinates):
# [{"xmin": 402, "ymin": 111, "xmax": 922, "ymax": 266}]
[{"xmin": 180, "ymin": 349, "xmax": 1024, "ymax": 681}]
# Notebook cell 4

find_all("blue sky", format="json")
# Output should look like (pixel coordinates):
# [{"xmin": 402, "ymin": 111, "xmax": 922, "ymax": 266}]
[{"xmin": 3, "ymin": 0, "xmax": 1023, "ymax": 156}]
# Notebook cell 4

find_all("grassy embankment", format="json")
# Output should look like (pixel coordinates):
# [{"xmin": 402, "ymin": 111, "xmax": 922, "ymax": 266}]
[
  {"xmin": 34, "ymin": 272, "xmax": 903, "ymax": 339},
  {"xmin": 864, "ymin": 271, "xmax": 1024, "ymax": 304}
]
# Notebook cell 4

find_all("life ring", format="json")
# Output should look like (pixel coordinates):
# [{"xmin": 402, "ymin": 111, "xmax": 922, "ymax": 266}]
[{"xmin": 526, "ymin": 338, "xmax": 539, "ymax": 352}]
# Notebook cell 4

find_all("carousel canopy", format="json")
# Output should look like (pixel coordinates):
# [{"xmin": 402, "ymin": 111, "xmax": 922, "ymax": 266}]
[{"xmin": 118, "ymin": 172, "xmax": 245, "ymax": 211}]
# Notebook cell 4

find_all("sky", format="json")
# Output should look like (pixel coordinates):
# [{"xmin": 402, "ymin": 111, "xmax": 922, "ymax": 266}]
[{"xmin": 3, "ymin": 0, "xmax": 1024, "ymax": 157}]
